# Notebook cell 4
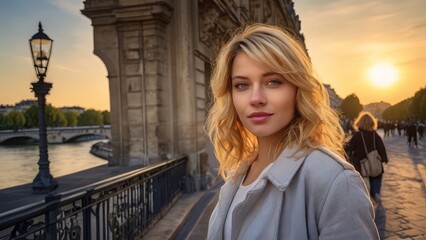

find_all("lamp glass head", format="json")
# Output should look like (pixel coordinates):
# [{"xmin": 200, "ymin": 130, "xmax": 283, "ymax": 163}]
[{"xmin": 29, "ymin": 22, "xmax": 53, "ymax": 78}]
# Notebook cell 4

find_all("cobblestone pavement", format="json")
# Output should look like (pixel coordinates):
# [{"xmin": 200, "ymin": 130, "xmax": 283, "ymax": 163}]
[
  {"xmin": 185, "ymin": 130, "xmax": 426, "ymax": 240},
  {"xmin": 378, "ymin": 131, "xmax": 426, "ymax": 239}
]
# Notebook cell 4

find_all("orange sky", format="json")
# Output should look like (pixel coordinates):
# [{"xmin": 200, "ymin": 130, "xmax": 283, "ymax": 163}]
[
  {"xmin": 0, "ymin": 1, "xmax": 109, "ymax": 111},
  {"xmin": 295, "ymin": 0, "xmax": 426, "ymax": 105},
  {"xmin": 0, "ymin": 0, "xmax": 425, "ymax": 110}
]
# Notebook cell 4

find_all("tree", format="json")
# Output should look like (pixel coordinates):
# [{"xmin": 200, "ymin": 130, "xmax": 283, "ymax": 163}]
[
  {"xmin": 409, "ymin": 88, "xmax": 426, "ymax": 119},
  {"xmin": 78, "ymin": 109, "xmax": 103, "ymax": 126},
  {"xmin": 340, "ymin": 94, "xmax": 363, "ymax": 120},
  {"xmin": 382, "ymin": 99, "xmax": 411, "ymax": 121},
  {"xmin": 45, "ymin": 104, "xmax": 67, "ymax": 127},
  {"xmin": 419, "ymin": 94, "xmax": 426, "ymax": 120},
  {"xmin": 54, "ymin": 111, "xmax": 67, "ymax": 127},
  {"xmin": 64, "ymin": 111, "xmax": 79, "ymax": 127},
  {"xmin": 25, "ymin": 104, "xmax": 68, "ymax": 128},
  {"xmin": 0, "ymin": 113, "xmax": 7, "ymax": 130},
  {"xmin": 102, "ymin": 110, "xmax": 110, "ymax": 125},
  {"xmin": 6, "ymin": 111, "xmax": 26, "ymax": 130},
  {"xmin": 45, "ymin": 104, "xmax": 58, "ymax": 127},
  {"xmin": 24, "ymin": 104, "xmax": 39, "ymax": 128}
]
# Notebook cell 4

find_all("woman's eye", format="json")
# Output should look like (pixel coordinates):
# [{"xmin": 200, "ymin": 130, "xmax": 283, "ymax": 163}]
[
  {"xmin": 234, "ymin": 83, "xmax": 249, "ymax": 89},
  {"xmin": 267, "ymin": 80, "xmax": 282, "ymax": 86}
]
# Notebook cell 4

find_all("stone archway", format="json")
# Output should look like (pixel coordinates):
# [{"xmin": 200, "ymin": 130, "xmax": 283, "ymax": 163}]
[{"xmin": 82, "ymin": 0, "xmax": 304, "ymax": 186}]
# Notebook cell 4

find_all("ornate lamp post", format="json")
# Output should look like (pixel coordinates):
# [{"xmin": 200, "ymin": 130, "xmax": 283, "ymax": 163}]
[{"xmin": 30, "ymin": 22, "xmax": 58, "ymax": 193}]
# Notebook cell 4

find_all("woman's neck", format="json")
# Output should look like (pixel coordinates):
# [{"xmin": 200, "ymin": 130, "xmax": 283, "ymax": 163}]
[
  {"xmin": 242, "ymin": 135, "xmax": 282, "ymax": 186},
  {"xmin": 256, "ymin": 134, "xmax": 283, "ymax": 165}
]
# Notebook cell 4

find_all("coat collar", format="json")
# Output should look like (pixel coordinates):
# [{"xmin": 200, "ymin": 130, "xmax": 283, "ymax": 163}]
[
  {"xmin": 231, "ymin": 146, "xmax": 311, "ymax": 192},
  {"xmin": 264, "ymin": 146, "xmax": 311, "ymax": 191}
]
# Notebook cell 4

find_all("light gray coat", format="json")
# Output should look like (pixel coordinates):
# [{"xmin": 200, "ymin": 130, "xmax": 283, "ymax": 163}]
[{"xmin": 208, "ymin": 147, "xmax": 379, "ymax": 240}]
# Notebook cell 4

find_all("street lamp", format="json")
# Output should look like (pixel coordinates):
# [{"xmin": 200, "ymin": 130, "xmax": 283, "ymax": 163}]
[{"xmin": 30, "ymin": 22, "xmax": 58, "ymax": 193}]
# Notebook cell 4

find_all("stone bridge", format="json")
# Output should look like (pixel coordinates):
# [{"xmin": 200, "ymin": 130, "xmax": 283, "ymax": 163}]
[{"xmin": 0, "ymin": 126, "xmax": 111, "ymax": 144}]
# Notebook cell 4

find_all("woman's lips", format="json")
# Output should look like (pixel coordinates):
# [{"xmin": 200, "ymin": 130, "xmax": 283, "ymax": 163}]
[{"xmin": 248, "ymin": 112, "xmax": 273, "ymax": 123}]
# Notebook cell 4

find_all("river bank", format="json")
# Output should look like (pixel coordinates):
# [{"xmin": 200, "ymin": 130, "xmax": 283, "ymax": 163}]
[{"xmin": 0, "ymin": 139, "xmax": 108, "ymax": 189}]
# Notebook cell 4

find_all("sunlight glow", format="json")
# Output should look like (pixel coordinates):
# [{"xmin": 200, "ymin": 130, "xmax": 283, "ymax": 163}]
[{"xmin": 368, "ymin": 63, "xmax": 399, "ymax": 87}]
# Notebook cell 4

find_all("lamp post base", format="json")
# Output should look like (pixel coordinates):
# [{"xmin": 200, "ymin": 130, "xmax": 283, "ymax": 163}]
[{"xmin": 32, "ymin": 172, "xmax": 58, "ymax": 194}]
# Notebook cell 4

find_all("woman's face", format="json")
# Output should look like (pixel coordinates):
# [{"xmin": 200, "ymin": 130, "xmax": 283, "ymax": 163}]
[{"xmin": 231, "ymin": 53, "xmax": 297, "ymax": 139}]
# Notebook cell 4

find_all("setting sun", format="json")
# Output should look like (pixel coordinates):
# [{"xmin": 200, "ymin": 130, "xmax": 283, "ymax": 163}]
[{"xmin": 368, "ymin": 63, "xmax": 399, "ymax": 87}]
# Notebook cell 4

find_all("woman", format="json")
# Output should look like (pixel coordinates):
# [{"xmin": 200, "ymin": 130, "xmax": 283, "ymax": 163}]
[
  {"xmin": 347, "ymin": 112, "xmax": 388, "ymax": 202},
  {"xmin": 206, "ymin": 24, "xmax": 378, "ymax": 239}
]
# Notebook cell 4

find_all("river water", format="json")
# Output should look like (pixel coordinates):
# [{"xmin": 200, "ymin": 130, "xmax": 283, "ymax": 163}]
[{"xmin": 0, "ymin": 140, "xmax": 108, "ymax": 189}]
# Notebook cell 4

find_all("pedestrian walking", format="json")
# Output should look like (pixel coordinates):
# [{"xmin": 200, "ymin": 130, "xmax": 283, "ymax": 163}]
[
  {"xmin": 418, "ymin": 122, "xmax": 424, "ymax": 140},
  {"xmin": 346, "ymin": 112, "xmax": 388, "ymax": 206},
  {"xmin": 407, "ymin": 121, "xmax": 418, "ymax": 147},
  {"xmin": 206, "ymin": 23, "xmax": 378, "ymax": 240}
]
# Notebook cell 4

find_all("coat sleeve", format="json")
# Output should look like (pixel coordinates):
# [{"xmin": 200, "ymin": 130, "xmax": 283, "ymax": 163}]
[
  {"xmin": 346, "ymin": 133, "xmax": 362, "ymax": 173},
  {"xmin": 317, "ymin": 170, "xmax": 379, "ymax": 239}
]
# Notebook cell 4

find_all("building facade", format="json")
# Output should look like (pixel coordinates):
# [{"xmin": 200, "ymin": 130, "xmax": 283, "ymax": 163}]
[
  {"xmin": 59, "ymin": 106, "xmax": 85, "ymax": 114},
  {"xmin": 0, "ymin": 105, "xmax": 14, "ymax": 115},
  {"xmin": 324, "ymin": 84, "xmax": 342, "ymax": 110},
  {"xmin": 14, "ymin": 100, "xmax": 37, "ymax": 112},
  {"xmin": 363, "ymin": 101, "xmax": 391, "ymax": 121},
  {"xmin": 81, "ymin": 0, "xmax": 305, "ymax": 181}
]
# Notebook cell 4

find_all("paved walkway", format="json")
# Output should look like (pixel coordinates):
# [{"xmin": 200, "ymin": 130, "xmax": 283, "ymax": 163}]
[
  {"xmin": 170, "ymin": 130, "xmax": 426, "ymax": 239},
  {"xmin": 378, "ymin": 131, "xmax": 426, "ymax": 239}
]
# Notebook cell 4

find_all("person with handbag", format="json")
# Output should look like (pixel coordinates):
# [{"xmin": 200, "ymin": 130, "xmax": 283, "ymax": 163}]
[{"xmin": 346, "ymin": 112, "xmax": 388, "ymax": 204}]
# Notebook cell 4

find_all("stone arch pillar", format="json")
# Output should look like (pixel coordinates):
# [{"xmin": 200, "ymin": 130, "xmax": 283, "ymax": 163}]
[{"xmin": 82, "ymin": 1, "xmax": 174, "ymax": 166}]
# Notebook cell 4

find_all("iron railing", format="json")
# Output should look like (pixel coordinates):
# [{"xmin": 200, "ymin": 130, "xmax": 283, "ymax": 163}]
[{"xmin": 0, "ymin": 156, "xmax": 187, "ymax": 240}]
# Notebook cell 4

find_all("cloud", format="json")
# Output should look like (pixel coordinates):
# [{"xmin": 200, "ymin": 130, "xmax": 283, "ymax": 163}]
[
  {"xmin": 13, "ymin": 55, "xmax": 32, "ymax": 64},
  {"xmin": 411, "ymin": 23, "xmax": 426, "ymax": 30},
  {"xmin": 47, "ymin": 0, "xmax": 83, "ymax": 17},
  {"xmin": 397, "ymin": 57, "xmax": 426, "ymax": 66},
  {"xmin": 53, "ymin": 65, "xmax": 83, "ymax": 73},
  {"xmin": 302, "ymin": 0, "xmax": 426, "ymax": 49}
]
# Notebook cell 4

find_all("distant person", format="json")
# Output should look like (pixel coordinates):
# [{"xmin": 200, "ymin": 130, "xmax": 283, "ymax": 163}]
[
  {"xmin": 391, "ymin": 121, "xmax": 397, "ymax": 136},
  {"xmin": 418, "ymin": 122, "xmax": 424, "ymax": 140},
  {"xmin": 346, "ymin": 119, "xmax": 354, "ymax": 135},
  {"xmin": 397, "ymin": 122, "xmax": 403, "ymax": 136},
  {"xmin": 206, "ymin": 24, "xmax": 378, "ymax": 239},
  {"xmin": 385, "ymin": 121, "xmax": 391, "ymax": 136},
  {"xmin": 383, "ymin": 121, "xmax": 390, "ymax": 137},
  {"xmin": 346, "ymin": 112, "xmax": 388, "ymax": 205},
  {"xmin": 407, "ymin": 122, "xmax": 418, "ymax": 147}
]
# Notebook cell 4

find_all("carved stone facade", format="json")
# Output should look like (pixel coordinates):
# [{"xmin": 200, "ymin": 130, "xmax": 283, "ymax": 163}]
[
  {"xmin": 324, "ymin": 84, "xmax": 343, "ymax": 110},
  {"xmin": 81, "ymin": 0, "xmax": 304, "ymax": 178}
]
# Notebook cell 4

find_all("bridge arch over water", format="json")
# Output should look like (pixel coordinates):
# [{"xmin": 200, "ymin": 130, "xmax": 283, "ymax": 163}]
[{"xmin": 0, "ymin": 126, "xmax": 111, "ymax": 144}]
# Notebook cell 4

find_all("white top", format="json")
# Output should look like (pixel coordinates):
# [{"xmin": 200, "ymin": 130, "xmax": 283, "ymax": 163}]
[{"xmin": 224, "ymin": 163, "xmax": 274, "ymax": 240}]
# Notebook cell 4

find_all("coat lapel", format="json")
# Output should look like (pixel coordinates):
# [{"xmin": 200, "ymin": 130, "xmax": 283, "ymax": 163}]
[
  {"xmin": 265, "ymin": 146, "xmax": 311, "ymax": 191},
  {"xmin": 208, "ymin": 175, "xmax": 242, "ymax": 240}
]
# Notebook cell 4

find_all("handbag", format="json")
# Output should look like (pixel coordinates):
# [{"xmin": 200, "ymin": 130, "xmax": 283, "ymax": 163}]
[{"xmin": 360, "ymin": 132, "xmax": 382, "ymax": 177}]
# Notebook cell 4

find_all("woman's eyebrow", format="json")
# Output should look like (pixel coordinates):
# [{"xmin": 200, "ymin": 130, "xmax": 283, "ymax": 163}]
[
  {"xmin": 231, "ymin": 75, "xmax": 249, "ymax": 81},
  {"xmin": 262, "ymin": 72, "xmax": 281, "ymax": 77},
  {"xmin": 232, "ymin": 72, "xmax": 280, "ymax": 80}
]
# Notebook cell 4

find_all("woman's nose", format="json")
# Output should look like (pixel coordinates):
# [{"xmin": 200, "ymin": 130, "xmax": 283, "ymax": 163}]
[{"xmin": 249, "ymin": 86, "xmax": 266, "ymax": 106}]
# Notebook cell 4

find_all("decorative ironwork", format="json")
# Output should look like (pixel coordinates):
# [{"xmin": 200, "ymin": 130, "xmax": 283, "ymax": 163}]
[{"xmin": 0, "ymin": 156, "xmax": 187, "ymax": 240}]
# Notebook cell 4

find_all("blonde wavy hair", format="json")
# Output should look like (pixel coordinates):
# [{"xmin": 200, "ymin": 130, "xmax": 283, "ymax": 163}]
[
  {"xmin": 205, "ymin": 24, "xmax": 345, "ymax": 179},
  {"xmin": 354, "ymin": 112, "xmax": 378, "ymax": 131}
]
